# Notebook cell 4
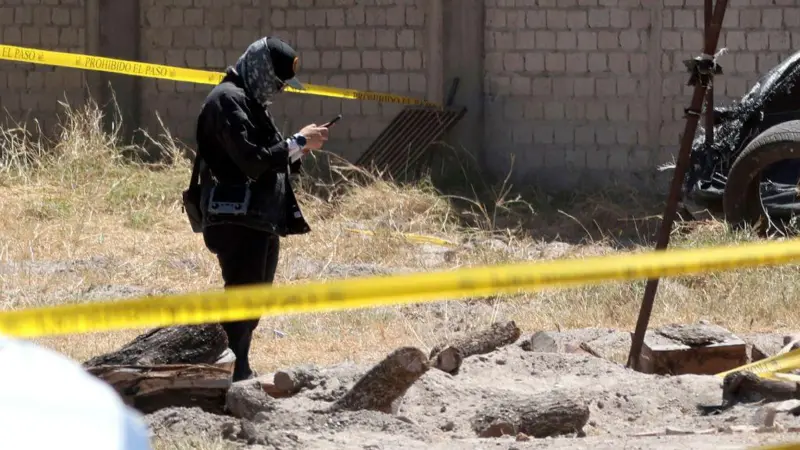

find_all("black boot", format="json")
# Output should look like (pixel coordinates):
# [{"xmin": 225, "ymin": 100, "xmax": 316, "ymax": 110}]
[{"xmin": 222, "ymin": 321, "xmax": 256, "ymax": 382}]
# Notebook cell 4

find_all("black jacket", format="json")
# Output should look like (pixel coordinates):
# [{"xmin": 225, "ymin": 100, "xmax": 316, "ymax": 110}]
[{"xmin": 194, "ymin": 69, "xmax": 311, "ymax": 237}]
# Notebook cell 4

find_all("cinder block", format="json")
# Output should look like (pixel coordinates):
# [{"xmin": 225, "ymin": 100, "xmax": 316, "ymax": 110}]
[
  {"xmin": 566, "ymin": 53, "xmax": 587, "ymax": 73},
  {"xmin": 397, "ymin": 29, "xmax": 415, "ymax": 48},
  {"xmin": 556, "ymin": 31, "xmax": 577, "ymax": 50},
  {"xmin": 740, "ymin": 9, "xmax": 761, "ymax": 29},
  {"xmin": 15, "ymin": 6, "xmax": 33, "ymax": 25},
  {"xmin": 184, "ymin": 8, "xmax": 203, "ymax": 26},
  {"xmin": 306, "ymin": 10, "xmax": 326, "ymax": 27},
  {"xmin": 526, "ymin": 10, "xmax": 546, "ymax": 28},
  {"xmin": 165, "ymin": 8, "xmax": 183, "ymax": 27},
  {"xmin": 525, "ymin": 53, "xmax": 545, "ymax": 72},
  {"xmin": 506, "ymin": 10, "xmax": 525, "ymax": 28},
  {"xmin": 327, "ymin": 9, "xmax": 345, "ymax": 27},
  {"xmin": 403, "ymin": 50, "xmax": 422, "ymax": 70},
  {"xmin": 567, "ymin": 11, "xmax": 587, "ymax": 29},
  {"xmin": 486, "ymin": 9, "xmax": 506, "ymax": 28},
  {"xmin": 759, "ymin": 53, "xmax": 780, "ymax": 73},
  {"xmin": 535, "ymin": 30, "xmax": 555, "ymax": 49},
  {"xmin": 735, "ymin": 53, "xmax": 756, "ymax": 73},
  {"xmin": 504, "ymin": 53, "xmax": 524, "ymax": 72},
  {"xmin": 174, "ymin": 29, "xmax": 194, "ymax": 47},
  {"xmin": 545, "ymin": 53, "xmax": 565, "ymax": 72},
  {"xmin": 762, "ymin": 8, "xmax": 783, "ymax": 29},
  {"xmin": 516, "ymin": 30, "xmax": 536, "ymax": 50},
  {"xmin": 382, "ymin": 51, "xmax": 402, "ymax": 70},
  {"xmin": 21, "ymin": 26, "xmax": 39, "ymax": 45},
  {"xmin": 368, "ymin": 73, "xmax": 389, "ymax": 91},
  {"xmin": 286, "ymin": 10, "xmax": 305, "ymax": 27},
  {"xmin": 769, "ymin": 31, "xmax": 791, "ymax": 50},
  {"xmin": 596, "ymin": 126, "xmax": 617, "ymax": 145},
  {"xmin": 3, "ymin": 26, "xmax": 22, "ymax": 44},
  {"xmin": 376, "ymin": 29, "xmax": 395, "ymax": 48},
  {"xmin": 610, "ymin": 9, "xmax": 630, "ymax": 28},
  {"xmin": 321, "ymin": 51, "xmax": 341, "ymax": 69},
  {"xmin": 639, "ymin": 324, "xmax": 748, "ymax": 376},
  {"xmin": 194, "ymin": 29, "xmax": 211, "ymax": 47},
  {"xmin": 341, "ymin": 51, "xmax": 360, "ymax": 70},
  {"xmin": 346, "ymin": 6, "xmax": 365, "ymax": 26},
  {"xmin": 747, "ymin": 32, "xmax": 769, "ymax": 51},
  {"xmin": 588, "ymin": 8, "xmax": 609, "ymax": 28},
  {"xmin": 546, "ymin": 10, "xmax": 567, "ymax": 29},
  {"xmin": 578, "ymin": 31, "xmax": 597, "ymax": 50},
  {"xmin": 389, "ymin": 73, "xmax": 409, "ymax": 93},
  {"xmin": 406, "ymin": 6, "xmax": 424, "ymax": 27},
  {"xmin": 409, "ymin": 74, "xmax": 425, "ymax": 93},
  {"xmin": 620, "ymin": 30, "xmax": 640, "ymax": 50},
  {"xmin": 673, "ymin": 9, "xmax": 695, "ymax": 28},
  {"xmin": 598, "ymin": 31, "xmax": 619, "ymax": 49},
  {"xmin": 365, "ymin": 7, "xmax": 386, "ymax": 26}
]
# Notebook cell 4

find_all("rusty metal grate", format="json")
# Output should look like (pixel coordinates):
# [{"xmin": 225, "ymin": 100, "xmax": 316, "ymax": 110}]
[{"xmin": 355, "ymin": 104, "xmax": 466, "ymax": 180}]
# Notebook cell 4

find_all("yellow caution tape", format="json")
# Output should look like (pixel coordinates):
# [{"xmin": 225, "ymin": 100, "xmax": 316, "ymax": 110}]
[
  {"xmin": 771, "ymin": 372, "xmax": 800, "ymax": 383},
  {"xmin": 0, "ymin": 44, "xmax": 438, "ymax": 107},
  {"xmin": 752, "ymin": 444, "xmax": 800, "ymax": 450},
  {"xmin": 716, "ymin": 347, "xmax": 800, "ymax": 380},
  {"xmin": 345, "ymin": 228, "xmax": 457, "ymax": 247},
  {"xmin": 3, "ymin": 237, "xmax": 800, "ymax": 339}
]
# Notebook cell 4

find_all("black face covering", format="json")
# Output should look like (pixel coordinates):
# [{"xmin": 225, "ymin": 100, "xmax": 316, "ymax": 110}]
[{"xmin": 233, "ymin": 38, "xmax": 283, "ymax": 107}]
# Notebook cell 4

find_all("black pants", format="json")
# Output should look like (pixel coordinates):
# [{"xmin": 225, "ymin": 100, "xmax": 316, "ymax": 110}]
[{"xmin": 203, "ymin": 224, "xmax": 280, "ymax": 381}]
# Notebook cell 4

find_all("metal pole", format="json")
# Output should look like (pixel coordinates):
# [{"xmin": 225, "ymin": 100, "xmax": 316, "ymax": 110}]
[
  {"xmin": 704, "ymin": 0, "xmax": 715, "ymax": 147},
  {"xmin": 627, "ymin": 0, "xmax": 729, "ymax": 371}
]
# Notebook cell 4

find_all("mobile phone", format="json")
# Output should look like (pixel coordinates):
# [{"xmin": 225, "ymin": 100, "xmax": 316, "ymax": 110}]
[{"xmin": 323, "ymin": 114, "xmax": 342, "ymax": 128}]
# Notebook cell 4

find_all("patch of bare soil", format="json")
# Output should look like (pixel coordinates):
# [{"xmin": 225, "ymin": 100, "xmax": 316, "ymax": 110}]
[{"xmin": 143, "ymin": 328, "xmax": 800, "ymax": 450}]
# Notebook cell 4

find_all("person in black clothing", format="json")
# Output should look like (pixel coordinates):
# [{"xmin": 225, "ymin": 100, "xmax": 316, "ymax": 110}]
[{"xmin": 192, "ymin": 36, "xmax": 329, "ymax": 381}]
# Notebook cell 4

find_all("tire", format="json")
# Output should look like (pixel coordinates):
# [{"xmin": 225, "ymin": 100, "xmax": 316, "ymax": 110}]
[{"xmin": 722, "ymin": 120, "xmax": 800, "ymax": 234}]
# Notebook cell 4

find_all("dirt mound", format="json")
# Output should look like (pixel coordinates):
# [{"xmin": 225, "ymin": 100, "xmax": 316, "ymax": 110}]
[{"xmin": 143, "ymin": 341, "xmax": 800, "ymax": 449}]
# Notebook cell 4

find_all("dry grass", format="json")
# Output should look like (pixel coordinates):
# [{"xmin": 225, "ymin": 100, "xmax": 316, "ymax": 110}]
[{"xmin": 1, "ymin": 100, "xmax": 800, "ymax": 384}]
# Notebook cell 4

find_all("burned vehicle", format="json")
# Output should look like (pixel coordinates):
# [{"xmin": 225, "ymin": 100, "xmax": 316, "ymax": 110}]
[{"xmin": 680, "ymin": 50, "xmax": 800, "ymax": 234}]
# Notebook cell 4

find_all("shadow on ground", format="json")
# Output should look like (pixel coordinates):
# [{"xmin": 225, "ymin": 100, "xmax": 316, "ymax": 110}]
[{"xmin": 298, "ymin": 141, "xmax": 676, "ymax": 250}]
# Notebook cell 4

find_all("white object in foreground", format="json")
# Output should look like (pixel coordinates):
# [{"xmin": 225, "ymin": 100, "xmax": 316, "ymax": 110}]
[{"xmin": 0, "ymin": 334, "xmax": 152, "ymax": 450}]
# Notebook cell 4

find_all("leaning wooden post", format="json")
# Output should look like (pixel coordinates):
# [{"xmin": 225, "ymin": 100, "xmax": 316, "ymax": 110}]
[{"xmin": 627, "ymin": 0, "xmax": 729, "ymax": 371}]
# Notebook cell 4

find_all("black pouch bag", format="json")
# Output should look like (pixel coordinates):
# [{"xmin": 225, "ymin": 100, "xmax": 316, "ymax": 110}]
[
  {"xmin": 207, "ymin": 182, "xmax": 252, "ymax": 216},
  {"xmin": 182, "ymin": 156, "xmax": 205, "ymax": 233}
]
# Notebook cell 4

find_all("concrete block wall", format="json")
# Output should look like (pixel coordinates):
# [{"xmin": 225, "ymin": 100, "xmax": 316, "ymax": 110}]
[
  {"xmin": 2, "ymin": 0, "xmax": 800, "ymax": 190},
  {"xmin": 484, "ymin": 0, "xmax": 652, "ymax": 187},
  {"xmin": 483, "ymin": 0, "xmax": 800, "ymax": 188},
  {"xmin": 136, "ymin": 0, "xmax": 428, "ymax": 159},
  {"xmin": 0, "ymin": 0, "xmax": 86, "ymax": 135},
  {"xmin": 660, "ymin": 1, "xmax": 798, "ymax": 150},
  {"xmin": 267, "ymin": 0, "xmax": 428, "ymax": 161},
  {"xmin": 138, "ymin": 0, "xmax": 268, "ymax": 146}
]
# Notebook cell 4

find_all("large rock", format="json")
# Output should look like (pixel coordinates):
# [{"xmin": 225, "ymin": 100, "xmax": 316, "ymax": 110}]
[{"xmin": 226, "ymin": 379, "xmax": 276, "ymax": 420}]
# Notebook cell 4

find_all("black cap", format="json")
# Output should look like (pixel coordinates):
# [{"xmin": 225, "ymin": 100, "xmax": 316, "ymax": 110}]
[{"xmin": 266, "ymin": 36, "xmax": 304, "ymax": 91}]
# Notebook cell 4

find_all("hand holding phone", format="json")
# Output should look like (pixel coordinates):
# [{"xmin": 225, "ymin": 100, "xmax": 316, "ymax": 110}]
[{"xmin": 323, "ymin": 114, "xmax": 342, "ymax": 128}]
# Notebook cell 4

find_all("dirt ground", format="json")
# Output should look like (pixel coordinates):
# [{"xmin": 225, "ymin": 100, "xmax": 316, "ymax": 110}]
[{"xmin": 144, "ymin": 327, "xmax": 800, "ymax": 450}]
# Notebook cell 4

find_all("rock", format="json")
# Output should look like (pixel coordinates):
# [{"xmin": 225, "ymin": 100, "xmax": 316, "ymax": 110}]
[
  {"xmin": 520, "ymin": 328, "xmax": 618, "ymax": 353},
  {"xmin": 226, "ymin": 379, "xmax": 276, "ymax": 420},
  {"xmin": 580, "ymin": 331, "xmax": 632, "ymax": 363},
  {"xmin": 738, "ymin": 333, "xmax": 785, "ymax": 362},
  {"xmin": 656, "ymin": 323, "xmax": 731, "ymax": 346},
  {"xmin": 522, "ymin": 331, "xmax": 560, "ymax": 353},
  {"xmin": 773, "ymin": 399, "xmax": 800, "ymax": 413},
  {"xmin": 752, "ymin": 405, "xmax": 778, "ymax": 428},
  {"xmin": 477, "ymin": 419, "xmax": 515, "ymax": 438},
  {"xmin": 274, "ymin": 364, "xmax": 321, "ymax": 394}
]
